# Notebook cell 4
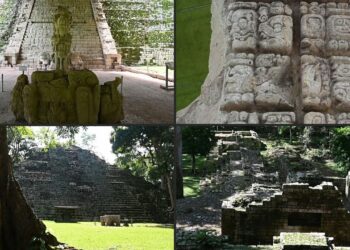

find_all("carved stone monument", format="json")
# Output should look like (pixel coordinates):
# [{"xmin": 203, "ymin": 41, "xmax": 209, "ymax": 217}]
[
  {"xmin": 177, "ymin": 1, "xmax": 350, "ymax": 124},
  {"xmin": 52, "ymin": 6, "xmax": 72, "ymax": 72}
]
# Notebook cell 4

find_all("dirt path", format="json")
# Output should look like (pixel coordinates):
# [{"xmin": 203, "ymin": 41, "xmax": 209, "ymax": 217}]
[{"xmin": 0, "ymin": 68, "xmax": 174, "ymax": 124}]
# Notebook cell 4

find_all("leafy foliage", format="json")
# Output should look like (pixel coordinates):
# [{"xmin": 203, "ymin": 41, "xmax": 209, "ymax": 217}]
[
  {"xmin": 111, "ymin": 126, "xmax": 174, "ymax": 183},
  {"xmin": 7, "ymin": 126, "xmax": 35, "ymax": 163},
  {"xmin": 176, "ymin": 230, "xmax": 233, "ymax": 250},
  {"xmin": 330, "ymin": 127, "xmax": 350, "ymax": 172},
  {"xmin": 182, "ymin": 127, "xmax": 216, "ymax": 174}
]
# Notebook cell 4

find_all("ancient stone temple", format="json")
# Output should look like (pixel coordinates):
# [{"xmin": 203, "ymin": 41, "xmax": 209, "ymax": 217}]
[
  {"xmin": 3, "ymin": 0, "xmax": 120, "ymax": 69},
  {"xmin": 177, "ymin": 1, "xmax": 350, "ymax": 124},
  {"xmin": 14, "ymin": 146, "xmax": 169, "ymax": 222},
  {"xmin": 222, "ymin": 182, "xmax": 350, "ymax": 246}
]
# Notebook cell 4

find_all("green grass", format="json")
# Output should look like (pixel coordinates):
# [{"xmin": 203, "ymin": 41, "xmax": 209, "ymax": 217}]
[
  {"xmin": 176, "ymin": 0, "xmax": 211, "ymax": 111},
  {"xmin": 183, "ymin": 175, "xmax": 201, "ymax": 197},
  {"xmin": 43, "ymin": 221, "xmax": 174, "ymax": 250},
  {"xmin": 181, "ymin": 154, "xmax": 217, "ymax": 197}
]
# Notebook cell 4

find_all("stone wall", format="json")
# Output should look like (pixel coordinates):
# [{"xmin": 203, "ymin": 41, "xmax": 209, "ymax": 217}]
[
  {"xmin": 14, "ymin": 146, "xmax": 170, "ymax": 222},
  {"xmin": 222, "ymin": 182, "xmax": 350, "ymax": 246},
  {"xmin": 3, "ymin": 0, "xmax": 119, "ymax": 69},
  {"xmin": 177, "ymin": 1, "xmax": 350, "ymax": 124}
]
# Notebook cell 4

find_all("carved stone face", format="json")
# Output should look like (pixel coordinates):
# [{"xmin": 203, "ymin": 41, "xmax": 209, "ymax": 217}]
[
  {"xmin": 308, "ymin": 17, "xmax": 322, "ymax": 31},
  {"xmin": 333, "ymin": 82, "xmax": 350, "ymax": 103},
  {"xmin": 225, "ymin": 65, "xmax": 254, "ymax": 93},
  {"xmin": 334, "ymin": 17, "xmax": 350, "ymax": 34},
  {"xmin": 238, "ymin": 17, "xmax": 248, "ymax": 30}
]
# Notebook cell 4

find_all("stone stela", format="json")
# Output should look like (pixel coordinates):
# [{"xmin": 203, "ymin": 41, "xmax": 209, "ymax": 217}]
[{"xmin": 177, "ymin": 1, "xmax": 350, "ymax": 124}]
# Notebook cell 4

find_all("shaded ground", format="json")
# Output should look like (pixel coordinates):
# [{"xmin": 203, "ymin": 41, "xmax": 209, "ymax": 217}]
[
  {"xmin": 0, "ymin": 67, "xmax": 174, "ymax": 124},
  {"xmin": 177, "ymin": 164, "xmax": 252, "ymax": 233}
]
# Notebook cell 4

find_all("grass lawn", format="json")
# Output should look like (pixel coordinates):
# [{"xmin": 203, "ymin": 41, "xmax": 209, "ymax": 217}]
[
  {"xmin": 182, "ymin": 154, "xmax": 217, "ymax": 197},
  {"xmin": 176, "ymin": 0, "xmax": 211, "ymax": 111},
  {"xmin": 183, "ymin": 175, "xmax": 201, "ymax": 197},
  {"xmin": 44, "ymin": 221, "xmax": 174, "ymax": 250}
]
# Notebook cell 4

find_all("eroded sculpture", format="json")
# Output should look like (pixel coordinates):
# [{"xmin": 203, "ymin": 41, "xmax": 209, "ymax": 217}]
[
  {"xmin": 177, "ymin": 1, "xmax": 350, "ymax": 124},
  {"xmin": 52, "ymin": 6, "xmax": 72, "ymax": 72},
  {"xmin": 12, "ymin": 70, "xmax": 124, "ymax": 124}
]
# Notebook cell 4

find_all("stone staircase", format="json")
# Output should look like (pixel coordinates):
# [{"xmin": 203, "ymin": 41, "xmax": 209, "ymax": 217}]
[
  {"xmin": 16, "ymin": 0, "xmax": 106, "ymax": 69},
  {"xmin": 14, "ymin": 146, "xmax": 165, "ymax": 222}
]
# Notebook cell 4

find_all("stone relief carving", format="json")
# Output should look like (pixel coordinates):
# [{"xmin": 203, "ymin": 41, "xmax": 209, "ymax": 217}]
[
  {"xmin": 227, "ymin": 3, "xmax": 258, "ymax": 52},
  {"xmin": 300, "ymin": 2, "xmax": 326, "ymax": 55},
  {"xmin": 258, "ymin": 2, "xmax": 293, "ymax": 54},
  {"xmin": 262, "ymin": 112, "xmax": 295, "ymax": 124},
  {"xmin": 255, "ymin": 54, "xmax": 294, "ymax": 110},
  {"xmin": 221, "ymin": 53, "xmax": 255, "ymax": 111},
  {"xmin": 226, "ymin": 111, "xmax": 259, "ymax": 124},
  {"xmin": 177, "ymin": 1, "xmax": 350, "ymax": 124},
  {"xmin": 301, "ymin": 55, "xmax": 331, "ymax": 111},
  {"xmin": 331, "ymin": 56, "xmax": 350, "ymax": 111}
]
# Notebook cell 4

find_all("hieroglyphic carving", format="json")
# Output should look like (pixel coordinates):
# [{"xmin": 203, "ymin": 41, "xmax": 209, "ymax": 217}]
[
  {"xmin": 326, "ymin": 3, "xmax": 350, "ymax": 56},
  {"xmin": 301, "ymin": 55, "xmax": 331, "ymax": 111},
  {"xmin": 258, "ymin": 2, "xmax": 293, "ymax": 54},
  {"xmin": 255, "ymin": 54, "xmax": 294, "ymax": 110},
  {"xmin": 220, "ymin": 53, "xmax": 255, "ymax": 111},
  {"xmin": 226, "ymin": 111, "xmax": 259, "ymax": 124},
  {"xmin": 337, "ymin": 113, "xmax": 350, "ymax": 124},
  {"xmin": 330, "ymin": 56, "xmax": 350, "ymax": 111},
  {"xmin": 262, "ymin": 112, "xmax": 295, "ymax": 124},
  {"xmin": 227, "ymin": 2, "xmax": 258, "ymax": 52},
  {"xmin": 304, "ymin": 112, "xmax": 335, "ymax": 124},
  {"xmin": 300, "ymin": 2, "xmax": 326, "ymax": 55}
]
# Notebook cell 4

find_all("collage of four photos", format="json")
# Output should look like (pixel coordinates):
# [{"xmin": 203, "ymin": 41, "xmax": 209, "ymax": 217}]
[{"xmin": 1, "ymin": 0, "xmax": 350, "ymax": 249}]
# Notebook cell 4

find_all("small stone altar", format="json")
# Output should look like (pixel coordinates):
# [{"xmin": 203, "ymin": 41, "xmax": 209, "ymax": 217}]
[
  {"xmin": 11, "ymin": 70, "xmax": 124, "ymax": 124},
  {"xmin": 54, "ymin": 206, "xmax": 79, "ymax": 223},
  {"xmin": 177, "ymin": 1, "xmax": 350, "ymax": 124}
]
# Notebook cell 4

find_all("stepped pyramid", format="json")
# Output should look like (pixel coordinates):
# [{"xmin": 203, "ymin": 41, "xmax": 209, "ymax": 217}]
[
  {"xmin": 14, "ymin": 146, "xmax": 168, "ymax": 222},
  {"xmin": 4, "ymin": 0, "xmax": 120, "ymax": 69}
]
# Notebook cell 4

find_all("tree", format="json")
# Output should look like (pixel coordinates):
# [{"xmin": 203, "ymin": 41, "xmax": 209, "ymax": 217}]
[
  {"xmin": 182, "ymin": 127, "xmax": 216, "ymax": 174},
  {"xmin": 175, "ymin": 126, "xmax": 184, "ymax": 199},
  {"xmin": 7, "ymin": 126, "xmax": 35, "ymax": 163},
  {"xmin": 0, "ymin": 127, "xmax": 58, "ymax": 250},
  {"xmin": 111, "ymin": 126, "xmax": 175, "ymax": 210}
]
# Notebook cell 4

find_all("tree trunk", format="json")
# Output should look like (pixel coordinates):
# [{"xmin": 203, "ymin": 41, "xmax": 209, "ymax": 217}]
[
  {"xmin": 191, "ymin": 153, "xmax": 196, "ymax": 174},
  {"xmin": 0, "ymin": 127, "xmax": 57, "ymax": 250},
  {"xmin": 165, "ymin": 174, "xmax": 175, "ymax": 211},
  {"xmin": 175, "ymin": 127, "xmax": 184, "ymax": 199}
]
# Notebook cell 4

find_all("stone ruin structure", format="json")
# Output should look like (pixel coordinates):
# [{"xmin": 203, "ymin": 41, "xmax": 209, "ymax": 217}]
[
  {"xmin": 3, "ymin": 0, "xmax": 120, "ymax": 69},
  {"xmin": 14, "ymin": 146, "xmax": 170, "ymax": 223},
  {"xmin": 177, "ymin": 1, "xmax": 350, "ymax": 124},
  {"xmin": 11, "ymin": 70, "xmax": 124, "ymax": 124},
  {"xmin": 222, "ymin": 182, "xmax": 350, "ymax": 246}
]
